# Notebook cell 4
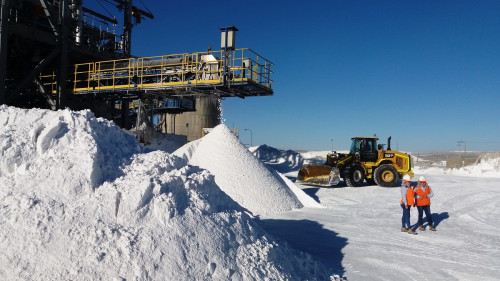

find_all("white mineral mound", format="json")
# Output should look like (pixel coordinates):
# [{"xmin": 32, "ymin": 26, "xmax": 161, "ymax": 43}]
[
  {"xmin": 174, "ymin": 124, "xmax": 303, "ymax": 216},
  {"xmin": 0, "ymin": 106, "xmax": 332, "ymax": 280}
]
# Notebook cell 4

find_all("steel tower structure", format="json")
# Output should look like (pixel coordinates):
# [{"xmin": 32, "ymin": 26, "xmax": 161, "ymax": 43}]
[{"xmin": 0, "ymin": 0, "xmax": 152, "ymax": 109}]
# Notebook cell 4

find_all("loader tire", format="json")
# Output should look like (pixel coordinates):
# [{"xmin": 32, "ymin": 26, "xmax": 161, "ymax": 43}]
[
  {"xmin": 374, "ymin": 164, "xmax": 399, "ymax": 187},
  {"xmin": 344, "ymin": 164, "xmax": 365, "ymax": 187}
]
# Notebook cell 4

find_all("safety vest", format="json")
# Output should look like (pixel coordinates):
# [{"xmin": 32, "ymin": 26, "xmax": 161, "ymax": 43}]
[
  {"xmin": 414, "ymin": 187, "xmax": 432, "ymax": 206},
  {"xmin": 400, "ymin": 186, "xmax": 415, "ymax": 205}
]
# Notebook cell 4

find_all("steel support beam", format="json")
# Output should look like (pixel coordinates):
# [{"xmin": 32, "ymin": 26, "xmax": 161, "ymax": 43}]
[
  {"xmin": 56, "ymin": 0, "xmax": 70, "ymax": 109},
  {"xmin": 34, "ymin": 77, "xmax": 56, "ymax": 110},
  {"xmin": 39, "ymin": 0, "xmax": 59, "ymax": 36},
  {"xmin": 0, "ymin": 0, "xmax": 10, "ymax": 104},
  {"xmin": 121, "ymin": 98, "xmax": 130, "ymax": 128},
  {"xmin": 82, "ymin": 7, "xmax": 118, "ymax": 25},
  {"xmin": 122, "ymin": 0, "xmax": 132, "ymax": 57},
  {"xmin": 12, "ymin": 48, "xmax": 59, "ymax": 94},
  {"xmin": 111, "ymin": 0, "xmax": 153, "ymax": 58},
  {"xmin": 110, "ymin": 0, "xmax": 153, "ymax": 20}
]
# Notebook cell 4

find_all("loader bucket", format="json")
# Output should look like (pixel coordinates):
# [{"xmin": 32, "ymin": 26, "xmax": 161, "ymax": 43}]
[{"xmin": 297, "ymin": 164, "xmax": 340, "ymax": 186}]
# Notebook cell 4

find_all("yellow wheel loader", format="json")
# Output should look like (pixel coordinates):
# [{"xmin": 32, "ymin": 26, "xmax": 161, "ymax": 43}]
[{"xmin": 297, "ymin": 136, "xmax": 413, "ymax": 187}]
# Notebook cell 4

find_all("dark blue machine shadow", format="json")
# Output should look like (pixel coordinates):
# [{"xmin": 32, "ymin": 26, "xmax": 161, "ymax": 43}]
[{"xmin": 256, "ymin": 218, "xmax": 347, "ymax": 278}]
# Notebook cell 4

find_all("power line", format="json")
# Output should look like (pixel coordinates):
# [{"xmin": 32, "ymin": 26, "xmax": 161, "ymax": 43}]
[
  {"xmin": 94, "ymin": 0, "xmax": 115, "ymax": 20},
  {"xmin": 138, "ymin": 0, "xmax": 153, "ymax": 15}
]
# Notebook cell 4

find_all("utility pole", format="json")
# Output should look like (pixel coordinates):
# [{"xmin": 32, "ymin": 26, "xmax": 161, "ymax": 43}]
[
  {"xmin": 464, "ymin": 141, "xmax": 467, "ymax": 159},
  {"xmin": 458, "ymin": 141, "xmax": 466, "ymax": 158},
  {"xmin": 458, "ymin": 140, "xmax": 467, "ymax": 167}
]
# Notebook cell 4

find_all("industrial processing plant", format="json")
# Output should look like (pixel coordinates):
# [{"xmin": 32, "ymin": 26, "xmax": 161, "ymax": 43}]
[{"xmin": 0, "ymin": 0, "xmax": 274, "ymax": 141}]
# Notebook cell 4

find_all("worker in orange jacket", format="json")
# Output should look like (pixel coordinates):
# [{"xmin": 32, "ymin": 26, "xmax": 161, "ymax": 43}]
[
  {"xmin": 414, "ymin": 176, "xmax": 436, "ymax": 231},
  {"xmin": 400, "ymin": 175, "xmax": 417, "ymax": 234}
]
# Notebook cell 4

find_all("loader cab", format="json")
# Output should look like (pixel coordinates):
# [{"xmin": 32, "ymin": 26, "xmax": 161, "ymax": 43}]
[{"xmin": 350, "ymin": 137, "xmax": 379, "ymax": 162}]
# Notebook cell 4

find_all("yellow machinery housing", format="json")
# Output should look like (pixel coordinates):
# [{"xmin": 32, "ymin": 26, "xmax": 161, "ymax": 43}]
[{"xmin": 297, "ymin": 136, "xmax": 414, "ymax": 187}]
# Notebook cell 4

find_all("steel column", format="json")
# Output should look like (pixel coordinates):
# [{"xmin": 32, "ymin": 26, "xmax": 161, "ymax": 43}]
[
  {"xmin": 0, "ymin": 0, "xmax": 10, "ymax": 104},
  {"xmin": 123, "ymin": 0, "xmax": 132, "ymax": 57},
  {"xmin": 56, "ymin": 0, "xmax": 70, "ymax": 109},
  {"xmin": 121, "ymin": 98, "xmax": 130, "ymax": 128}
]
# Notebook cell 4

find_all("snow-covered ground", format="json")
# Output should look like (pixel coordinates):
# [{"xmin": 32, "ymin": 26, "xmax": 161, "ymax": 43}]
[
  {"xmin": 251, "ymin": 133, "xmax": 500, "ymax": 280},
  {"xmin": 261, "ymin": 176, "xmax": 500, "ymax": 280},
  {"xmin": 1, "ymin": 106, "xmax": 499, "ymax": 280}
]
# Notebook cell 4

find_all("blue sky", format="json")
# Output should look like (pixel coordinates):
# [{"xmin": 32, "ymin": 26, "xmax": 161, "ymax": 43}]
[{"xmin": 88, "ymin": 0, "xmax": 500, "ymax": 152}]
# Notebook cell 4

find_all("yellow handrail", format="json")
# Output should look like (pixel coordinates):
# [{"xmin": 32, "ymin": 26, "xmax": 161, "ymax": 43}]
[{"xmin": 37, "ymin": 48, "xmax": 273, "ymax": 94}]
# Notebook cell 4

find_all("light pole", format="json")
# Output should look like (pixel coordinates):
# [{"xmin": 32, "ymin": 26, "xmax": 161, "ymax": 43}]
[{"xmin": 244, "ymin": 128, "xmax": 253, "ymax": 147}]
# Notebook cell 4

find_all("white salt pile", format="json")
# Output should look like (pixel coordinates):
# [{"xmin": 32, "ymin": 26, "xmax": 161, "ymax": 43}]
[
  {"xmin": 0, "ymin": 106, "xmax": 142, "ymax": 194},
  {"xmin": 0, "ymin": 106, "xmax": 334, "ymax": 280},
  {"xmin": 174, "ymin": 125, "xmax": 303, "ymax": 216}
]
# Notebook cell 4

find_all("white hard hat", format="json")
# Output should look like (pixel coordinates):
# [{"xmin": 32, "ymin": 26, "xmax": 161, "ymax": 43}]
[
  {"xmin": 418, "ymin": 176, "xmax": 426, "ymax": 182},
  {"xmin": 403, "ymin": 175, "xmax": 411, "ymax": 181}
]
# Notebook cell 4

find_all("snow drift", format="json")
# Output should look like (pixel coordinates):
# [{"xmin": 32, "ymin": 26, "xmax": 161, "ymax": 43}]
[
  {"xmin": 0, "ymin": 105, "xmax": 335, "ymax": 280},
  {"xmin": 174, "ymin": 125, "xmax": 303, "ymax": 216}
]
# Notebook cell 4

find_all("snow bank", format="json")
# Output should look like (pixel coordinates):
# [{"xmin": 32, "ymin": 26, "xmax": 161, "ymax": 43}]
[
  {"xmin": 0, "ymin": 106, "xmax": 334, "ymax": 280},
  {"xmin": 414, "ymin": 156, "xmax": 500, "ymax": 178},
  {"xmin": 174, "ymin": 125, "xmax": 303, "ymax": 216}
]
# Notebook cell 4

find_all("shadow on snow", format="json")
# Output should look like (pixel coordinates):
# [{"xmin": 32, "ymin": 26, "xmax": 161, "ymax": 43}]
[
  {"xmin": 301, "ymin": 187, "xmax": 321, "ymax": 203},
  {"xmin": 411, "ymin": 212, "xmax": 450, "ymax": 229},
  {"xmin": 431, "ymin": 212, "xmax": 450, "ymax": 227},
  {"xmin": 256, "ymin": 218, "xmax": 347, "ymax": 277}
]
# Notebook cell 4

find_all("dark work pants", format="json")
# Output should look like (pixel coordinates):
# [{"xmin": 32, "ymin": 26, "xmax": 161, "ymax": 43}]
[
  {"xmin": 417, "ymin": 205, "xmax": 433, "ymax": 227},
  {"xmin": 401, "ymin": 203, "xmax": 411, "ymax": 228}
]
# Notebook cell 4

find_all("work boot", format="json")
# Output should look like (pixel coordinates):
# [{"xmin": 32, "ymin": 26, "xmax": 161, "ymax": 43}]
[
  {"xmin": 418, "ymin": 225, "xmax": 425, "ymax": 231},
  {"xmin": 401, "ymin": 227, "xmax": 408, "ymax": 232},
  {"xmin": 407, "ymin": 228, "xmax": 417, "ymax": 235},
  {"xmin": 429, "ymin": 225, "xmax": 436, "ymax": 231}
]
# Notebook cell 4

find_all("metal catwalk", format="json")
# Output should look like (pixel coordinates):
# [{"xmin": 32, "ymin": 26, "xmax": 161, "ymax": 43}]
[{"xmin": 41, "ymin": 48, "xmax": 274, "ymax": 98}]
